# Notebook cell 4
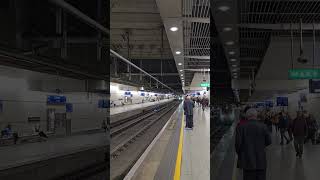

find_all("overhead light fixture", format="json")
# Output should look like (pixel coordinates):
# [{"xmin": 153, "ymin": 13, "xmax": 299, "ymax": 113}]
[
  {"xmin": 232, "ymin": 69, "xmax": 238, "ymax": 72},
  {"xmin": 230, "ymin": 58, "xmax": 237, "ymax": 62},
  {"xmin": 229, "ymin": 51, "xmax": 235, "ymax": 55},
  {"xmin": 170, "ymin": 27, "xmax": 178, "ymax": 32},
  {"xmin": 225, "ymin": 41, "xmax": 234, "ymax": 45},
  {"xmin": 181, "ymin": 74, "xmax": 183, "ymax": 77},
  {"xmin": 218, "ymin": 5, "xmax": 230, "ymax": 12},
  {"xmin": 175, "ymin": 51, "xmax": 181, "ymax": 55},
  {"xmin": 178, "ymin": 63, "xmax": 182, "ymax": 66},
  {"xmin": 179, "ymin": 69, "xmax": 183, "ymax": 72},
  {"xmin": 223, "ymin": 27, "xmax": 232, "ymax": 32},
  {"xmin": 232, "ymin": 64, "xmax": 237, "ymax": 67}
]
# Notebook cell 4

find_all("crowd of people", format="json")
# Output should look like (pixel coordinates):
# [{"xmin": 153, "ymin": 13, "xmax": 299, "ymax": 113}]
[
  {"xmin": 192, "ymin": 96, "xmax": 209, "ymax": 111},
  {"xmin": 235, "ymin": 107, "xmax": 319, "ymax": 180}
]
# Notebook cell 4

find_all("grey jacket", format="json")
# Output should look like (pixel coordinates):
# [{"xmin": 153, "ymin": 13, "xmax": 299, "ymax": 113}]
[
  {"xmin": 183, "ymin": 99, "xmax": 194, "ymax": 116},
  {"xmin": 235, "ymin": 120, "xmax": 271, "ymax": 170}
]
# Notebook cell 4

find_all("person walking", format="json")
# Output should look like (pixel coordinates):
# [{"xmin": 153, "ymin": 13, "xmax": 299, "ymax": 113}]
[
  {"xmin": 292, "ymin": 111, "xmax": 308, "ymax": 158},
  {"xmin": 305, "ymin": 113, "xmax": 318, "ymax": 145},
  {"xmin": 184, "ymin": 95, "xmax": 194, "ymax": 129},
  {"xmin": 279, "ymin": 112, "xmax": 290, "ymax": 145},
  {"xmin": 235, "ymin": 108, "xmax": 272, "ymax": 180},
  {"xmin": 286, "ymin": 112, "xmax": 293, "ymax": 141}
]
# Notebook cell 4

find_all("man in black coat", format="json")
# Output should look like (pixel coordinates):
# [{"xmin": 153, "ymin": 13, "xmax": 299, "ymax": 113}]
[{"xmin": 235, "ymin": 108, "xmax": 272, "ymax": 180}]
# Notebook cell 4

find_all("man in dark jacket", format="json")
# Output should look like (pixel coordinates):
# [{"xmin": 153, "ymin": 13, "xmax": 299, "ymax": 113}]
[
  {"xmin": 184, "ymin": 96, "xmax": 194, "ymax": 129},
  {"xmin": 279, "ymin": 112, "xmax": 290, "ymax": 145},
  {"xmin": 235, "ymin": 108, "xmax": 272, "ymax": 180},
  {"xmin": 292, "ymin": 111, "xmax": 308, "ymax": 158}
]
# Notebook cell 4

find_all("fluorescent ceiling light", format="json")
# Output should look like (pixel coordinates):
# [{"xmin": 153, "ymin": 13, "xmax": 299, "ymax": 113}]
[
  {"xmin": 218, "ymin": 5, "xmax": 230, "ymax": 12},
  {"xmin": 229, "ymin": 51, "xmax": 235, "ymax": 55},
  {"xmin": 232, "ymin": 69, "xmax": 238, "ymax": 72},
  {"xmin": 226, "ymin": 41, "xmax": 234, "ymax": 45},
  {"xmin": 181, "ymin": 74, "xmax": 183, "ymax": 76},
  {"xmin": 230, "ymin": 58, "xmax": 237, "ymax": 62},
  {"xmin": 232, "ymin": 64, "xmax": 237, "ymax": 67},
  {"xmin": 223, "ymin": 27, "xmax": 232, "ymax": 32},
  {"xmin": 170, "ymin": 27, "xmax": 178, "ymax": 32},
  {"xmin": 180, "ymin": 69, "xmax": 183, "ymax": 72},
  {"xmin": 178, "ymin": 63, "xmax": 182, "ymax": 66},
  {"xmin": 175, "ymin": 51, "xmax": 181, "ymax": 55}
]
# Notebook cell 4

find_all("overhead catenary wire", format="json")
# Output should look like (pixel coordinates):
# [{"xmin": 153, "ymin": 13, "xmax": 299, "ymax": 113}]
[{"xmin": 110, "ymin": 49, "xmax": 175, "ymax": 93}]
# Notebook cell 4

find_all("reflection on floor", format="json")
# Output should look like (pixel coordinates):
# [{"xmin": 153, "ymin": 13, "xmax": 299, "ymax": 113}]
[{"xmin": 181, "ymin": 106, "xmax": 210, "ymax": 180}]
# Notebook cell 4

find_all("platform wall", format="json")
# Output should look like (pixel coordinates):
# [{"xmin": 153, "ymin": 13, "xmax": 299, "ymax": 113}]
[{"xmin": 0, "ymin": 74, "xmax": 106, "ymax": 135}]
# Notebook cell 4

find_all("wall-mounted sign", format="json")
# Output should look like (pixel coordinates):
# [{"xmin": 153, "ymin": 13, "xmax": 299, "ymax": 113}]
[
  {"xmin": 256, "ymin": 102, "xmax": 265, "ymax": 108},
  {"xmin": 276, "ymin": 97, "xmax": 288, "ymax": 106},
  {"xmin": 28, "ymin": 117, "xmax": 40, "ymax": 122},
  {"xmin": 47, "ymin": 95, "xmax": 66, "ymax": 104},
  {"xmin": 200, "ymin": 83, "xmax": 210, "ymax": 87},
  {"xmin": 265, "ymin": 101, "xmax": 274, "ymax": 108},
  {"xmin": 309, "ymin": 79, "xmax": 320, "ymax": 93},
  {"xmin": 66, "ymin": 103, "xmax": 73, "ymax": 112},
  {"xmin": 196, "ymin": 92, "xmax": 201, "ymax": 95},
  {"xmin": 288, "ymin": 69, "xmax": 320, "ymax": 79},
  {"xmin": 124, "ymin": 91, "xmax": 131, "ymax": 96},
  {"xmin": 140, "ymin": 93, "xmax": 145, "ymax": 96}
]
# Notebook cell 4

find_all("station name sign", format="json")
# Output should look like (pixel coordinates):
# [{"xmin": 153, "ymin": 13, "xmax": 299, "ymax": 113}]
[
  {"xmin": 200, "ymin": 83, "xmax": 210, "ymax": 87},
  {"xmin": 288, "ymin": 69, "xmax": 320, "ymax": 79}
]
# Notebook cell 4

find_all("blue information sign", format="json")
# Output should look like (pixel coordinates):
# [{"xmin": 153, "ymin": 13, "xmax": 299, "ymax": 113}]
[
  {"xmin": 309, "ymin": 79, "xmax": 320, "ymax": 93},
  {"xmin": 276, "ymin": 97, "xmax": 288, "ymax": 106},
  {"xmin": 140, "ymin": 93, "xmax": 145, "ymax": 96},
  {"xmin": 265, "ymin": 101, "xmax": 274, "ymax": 108},
  {"xmin": 124, "ymin": 91, "xmax": 131, "ymax": 96},
  {"xmin": 66, "ymin": 103, "xmax": 73, "ymax": 112},
  {"xmin": 47, "ymin": 95, "xmax": 66, "ymax": 104}
]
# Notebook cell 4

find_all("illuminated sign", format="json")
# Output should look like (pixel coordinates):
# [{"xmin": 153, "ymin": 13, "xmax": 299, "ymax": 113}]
[
  {"xmin": 200, "ymin": 83, "xmax": 210, "ymax": 87},
  {"xmin": 289, "ymin": 69, "xmax": 320, "ymax": 79}
]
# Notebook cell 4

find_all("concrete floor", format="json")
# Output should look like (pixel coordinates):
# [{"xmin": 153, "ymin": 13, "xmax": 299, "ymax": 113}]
[
  {"xmin": 235, "ymin": 127, "xmax": 320, "ymax": 180},
  {"xmin": 266, "ymin": 129, "xmax": 320, "ymax": 180},
  {"xmin": 181, "ymin": 106, "xmax": 210, "ymax": 180}
]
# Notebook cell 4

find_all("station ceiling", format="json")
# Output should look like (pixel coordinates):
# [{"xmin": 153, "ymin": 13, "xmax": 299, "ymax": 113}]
[
  {"xmin": 110, "ymin": 0, "xmax": 183, "ymax": 93},
  {"xmin": 212, "ymin": 0, "xmax": 320, "ymax": 102}
]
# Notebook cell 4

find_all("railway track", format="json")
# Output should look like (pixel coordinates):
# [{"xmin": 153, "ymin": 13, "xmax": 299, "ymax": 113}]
[{"xmin": 110, "ymin": 100, "xmax": 180, "ymax": 179}]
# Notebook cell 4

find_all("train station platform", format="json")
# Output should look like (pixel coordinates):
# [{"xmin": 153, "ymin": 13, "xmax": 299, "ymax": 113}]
[
  {"xmin": 0, "ymin": 132, "xmax": 107, "ymax": 171},
  {"xmin": 124, "ymin": 102, "xmax": 210, "ymax": 180},
  {"xmin": 110, "ymin": 99, "xmax": 174, "ymax": 116}
]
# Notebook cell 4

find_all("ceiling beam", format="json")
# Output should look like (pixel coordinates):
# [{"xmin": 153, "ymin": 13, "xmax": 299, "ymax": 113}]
[{"xmin": 239, "ymin": 23, "xmax": 320, "ymax": 30}]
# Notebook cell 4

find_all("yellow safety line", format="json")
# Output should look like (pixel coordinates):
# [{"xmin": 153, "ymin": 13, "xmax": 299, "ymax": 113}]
[
  {"xmin": 173, "ymin": 113, "xmax": 184, "ymax": 180},
  {"xmin": 232, "ymin": 155, "xmax": 238, "ymax": 180}
]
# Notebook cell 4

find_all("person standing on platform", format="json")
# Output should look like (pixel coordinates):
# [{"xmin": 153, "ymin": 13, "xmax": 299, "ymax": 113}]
[
  {"xmin": 292, "ymin": 111, "xmax": 308, "ymax": 158},
  {"xmin": 184, "ymin": 95, "xmax": 194, "ymax": 129},
  {"xmin": 235, "ymin": 108, "xmax": 271, "ymax": 180}
]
